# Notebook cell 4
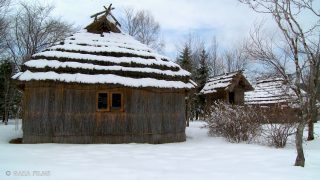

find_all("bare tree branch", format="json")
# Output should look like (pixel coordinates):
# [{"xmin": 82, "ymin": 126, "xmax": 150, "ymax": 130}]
[
  {"xmin": 0, "ymin": 0, "xmax": 10, "ymax": 55},
  {"xmin": 240, "ymin": 0, "xmax": 320, "ymax": 167},
  {"xmin": 6, "ymin": 2, "xmax": 75, "ymax": 67},
  {"xmin": 120, "ymin": 8, "xmax": 164, "ymax": 52}
]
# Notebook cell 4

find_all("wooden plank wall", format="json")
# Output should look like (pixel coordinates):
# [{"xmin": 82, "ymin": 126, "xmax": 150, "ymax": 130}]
[
  {"xmin": 205, "ymin": 87, "xmax": 245, "ymax": 105},
  {"xmin": 22, "ymin": 82, "xmax": 186, "ymax": 144},
  {"xmin": 205, "ymin": 90, "xmax": 227, "ymax": 106}
]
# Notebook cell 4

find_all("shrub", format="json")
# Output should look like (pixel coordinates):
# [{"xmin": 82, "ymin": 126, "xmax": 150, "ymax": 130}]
[
  {"xmin": 262, "ymin": 106, "xmax": 297, "ymax": 148},
  {"xmin": 204, "ymin": 101, "xmax": 262, "ymax": 143},
  {"xmin": 262, "ymin": 123, "xmax": 296, "ymax": 148},
  {"xmin": 205, "ymin": 102, "xmax": 298, "ymax": 147},
  {"xmin": 9, "ymin": 138, "xmax": 23, "ymax": 144}
]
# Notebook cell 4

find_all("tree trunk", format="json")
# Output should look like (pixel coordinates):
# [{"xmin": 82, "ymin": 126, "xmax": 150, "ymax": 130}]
[
  {"xmin": 195, "ymin": 110, "xmax": 199, "ymax": 120},
  {"xmin": 4, "ymin": 79, "xmax": 9, "ymax": 125},
  {"xmin": 294, "ymin": 121, "xmax": 306, "ymax": 167},
  {"xmin": 307, "ymin": 99, "xmax": 317, "ymax": 141},
  {"xmin": 307, "ymin": 120, "xmax": 314, "ymax": 141},
  {"xmin": 2, "ymin": 112, "xmax": 5, "ymax": 123},
  {"xmin": 4, "ymin": 111, "xmax": 8, "ymax": 125},
  {"xmin": 4, "ymin": 96, "xmax": 8, "ymax": 125},
  {"xmin": 185, "ymin": 98, "xmax": 189, "ymax": 127}
]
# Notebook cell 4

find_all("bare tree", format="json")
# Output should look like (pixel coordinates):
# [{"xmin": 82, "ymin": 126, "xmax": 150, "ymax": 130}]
[
  {"xmin": 208, "ymin": 36, "xmax": 224, "ymax": 76},
  {"xmin": 306, "ymin": 36, "xmax": 320, "ymax": 140},
  {"xmin": 0, "ymin": 0, "xmax": 10, "ymax": 54},
  {"xmin": 1, "ymin": 2, "xmax": 75, "ymax": 125},
  {"xmin": 121, "ymin": 8, "xmax": 164, "ymax": 52},
  {"xmin": 240, "ymin": 0, "xmax": 320, "ymax": 167},
  {"xmin": 6, "ymin": 2, "xmax": 75, "ymax": 68},
  {"xmin": 223, "ymin": 43, "xmax": 249, "ymax": 73},
  {"xmin": 245, "ymin": 23, "xmax": 293, "ymax": 78},
  {"xmin": 121, "ymin": 8, "xmax": 139, "ymax": 37}
]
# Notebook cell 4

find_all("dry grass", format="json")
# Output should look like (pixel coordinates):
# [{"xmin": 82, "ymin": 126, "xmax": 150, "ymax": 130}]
[{"xmin": 9, "ymin": 138, "xmax": 23, "ymax": 144}]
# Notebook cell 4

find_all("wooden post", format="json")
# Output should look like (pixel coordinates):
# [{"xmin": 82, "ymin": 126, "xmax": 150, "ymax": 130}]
[{"xmin": 185, "ymin": 96, "xmax": 189, "ymax": 127}]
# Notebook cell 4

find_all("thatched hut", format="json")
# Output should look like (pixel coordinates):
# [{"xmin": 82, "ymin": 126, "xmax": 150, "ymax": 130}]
[
  {"xmin": 200, "ymin": 71, "xmax": 253, "ymax": 105},
  {"xmin": 12, "ymin": 6, "xmax": 195, "ymax": 144},
  {"xmin": 244, "ymin": 77, "xmax": 303, "ymax": 123},
  {"xmin": 245, "ymin": 77, "xmax": 298, "ymax": 107}
]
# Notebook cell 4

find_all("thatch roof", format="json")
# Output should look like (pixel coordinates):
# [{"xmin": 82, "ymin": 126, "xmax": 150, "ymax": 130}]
[
  {"xmin": 200, "ymin": 71, "xmax": 253, "ymax": 94},
  {"xmin": 12, "ymin": 9, "xmax": 195, "ymax": 90},
  {"xmin": 245, "ymin": 78, "xmax": 298, "ymax": 105}
]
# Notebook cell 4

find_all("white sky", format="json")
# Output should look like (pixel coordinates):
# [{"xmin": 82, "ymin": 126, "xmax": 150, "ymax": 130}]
[{"xmin": 16, "ymin": 0, "xmax": 317, "ymax": 59}]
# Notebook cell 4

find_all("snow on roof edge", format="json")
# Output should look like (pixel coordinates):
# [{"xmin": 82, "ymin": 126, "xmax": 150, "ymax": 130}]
[{"xmin": 13, "ymin": 70, "xmax": 195, "ymax": 89}]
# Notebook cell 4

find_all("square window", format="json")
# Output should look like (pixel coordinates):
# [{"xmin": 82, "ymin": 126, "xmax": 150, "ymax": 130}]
[
  {"xmin": 98, "ymin": 93, "xmax": 108, "ymax": 110},
  {"xmin": 111, "ymin": 93, "xmax": 122, "ymax": 110},
  {"xmin": 96, "ymin": 91, "xmax": 124, "ymax": 112}
]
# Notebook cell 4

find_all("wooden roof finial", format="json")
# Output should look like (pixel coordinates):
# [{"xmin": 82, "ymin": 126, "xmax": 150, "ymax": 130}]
[
  {"xmin": 90, "ymin": 4, "xmax": 114, "ymax": 21},
  {"xmin": 86, "ymin": 4, "xmax": 122, "ymax": 34}
]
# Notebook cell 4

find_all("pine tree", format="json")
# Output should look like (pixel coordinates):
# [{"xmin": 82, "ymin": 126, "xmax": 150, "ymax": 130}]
[
  {"xmin": 196, "ymin": 49, "xmax": 209, "ymax": 90},
  {"xmin": 0, "ymin": 60, "xmax": 11, "ymax": 124},
  {"xmin": 194, "ymin": 48, "xmax": 209, "ymax": 119},
  {"xmin": 0, "ymin": 59, "xmax": 20, "ymax": 125},
  {"xmin": 177, "ymin": 44, "xmax": 193, "ymax": 74},
  {"xmin": 0, "ymin": 63, "xmax": 4, "ymax": 123},
  {"xmin": 177, "ymin": 44, "xmax": 198, "ymax": 122}
]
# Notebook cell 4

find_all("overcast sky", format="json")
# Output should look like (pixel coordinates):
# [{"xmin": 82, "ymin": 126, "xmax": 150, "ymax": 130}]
[
  {"xmin": 14, "ymin": 0, "xmax": 278, "ymax": 58},
  {"xmin": 19, "ymin": 0, "xmax": 274, "ymax": 58}
]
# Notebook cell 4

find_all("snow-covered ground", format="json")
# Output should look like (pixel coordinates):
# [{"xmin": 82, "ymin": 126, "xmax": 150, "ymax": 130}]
[{"xmin": 0, "ymin": 120, "xmax": 319, "ymax": 180}]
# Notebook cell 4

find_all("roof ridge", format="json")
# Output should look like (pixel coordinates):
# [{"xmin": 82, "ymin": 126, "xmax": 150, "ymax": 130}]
[
  {"xmin": 86, "ymin": 4, "xmax": 121, "ymax": 34},
  {"xmin": 208, "ymin": 70, "xmax": 242, "ymax": 79}
]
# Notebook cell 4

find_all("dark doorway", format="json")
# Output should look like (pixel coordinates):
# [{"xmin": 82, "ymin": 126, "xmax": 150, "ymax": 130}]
[{"xmin": 229, "ymin": 92, "xmax": 235, "ymax": 104}]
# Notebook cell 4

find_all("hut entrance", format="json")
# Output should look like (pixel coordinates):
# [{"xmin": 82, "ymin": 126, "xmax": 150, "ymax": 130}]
[
  {"xmin": 229, "ymin": 92, "xmax": 235, "ymax": 104},
  {"xmin": 200, "ymin": 71, "xmax": 254, "ymax": 105}
]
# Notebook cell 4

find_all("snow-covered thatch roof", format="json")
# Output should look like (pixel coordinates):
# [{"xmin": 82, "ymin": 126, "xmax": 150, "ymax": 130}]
[
  {"xmin": 245, "ymin": 78, "xmax": 298, "ymax": 105},
  {"xmin": 12, "ymin": 10, "xmax": 195, "ymax": 90},
  {"xmin": 200, "ymin": 71, "xmax": 253, "ymax": 94}
]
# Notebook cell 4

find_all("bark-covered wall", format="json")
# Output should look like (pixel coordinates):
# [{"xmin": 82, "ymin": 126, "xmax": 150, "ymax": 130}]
[
  {"xmin": 205, "ymin": 90, "xmax": 227, "ymax": 106},
  {"xmin": 205, "ymin": 86, "xmax": 246, "ymax": 105},
  {"xmin": 22, "ymin": 82, "xmax": 186, "ymax": 144}
]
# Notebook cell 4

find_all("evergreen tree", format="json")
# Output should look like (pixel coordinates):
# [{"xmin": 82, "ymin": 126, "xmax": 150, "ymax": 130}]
[
  {"xmin": 0, "ymin": 59, "xmax": 21, "ymax": 125},
  {"xmin": 177, "ymin": 44, "xmax": 198, "ymax": 122},
  {"xmin": 0, "ymin": 60, "xmax": 11, "ymax": 124},
  {"xmin": 194, "ymin": 49, "xmax": 210, "ymax": 119},
  {"xmin": 196, "ymin": 49, "xmax": 209, "ymax": 90},
  {"xmin": 0, "ymin": 63, "xmax": 4, "ymax": 123},
  {"xmin": 177, "ymin": 44, "xmax": 193, "ymax": 74}
]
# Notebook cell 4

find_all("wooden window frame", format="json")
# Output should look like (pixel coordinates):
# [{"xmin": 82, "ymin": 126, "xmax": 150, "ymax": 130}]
[
  {"xmin": 110, "ymin": 92, "xmax": 124, "ymax": 112},
  {"xmin": 96, "ymin": 90, "xmax": 124, "ymax": 112},
  {"xmin": 96, "ymin": 91, "xmax": 110, "ymax": 112}
]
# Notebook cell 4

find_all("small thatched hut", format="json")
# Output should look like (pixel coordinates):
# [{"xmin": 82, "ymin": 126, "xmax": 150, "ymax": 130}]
[
  {"xmin": 244, "ymin": 77, "xmax": 303, "ymax": 123},
  {"xmin": 245, "ymin": 77, "xmax": 298, "ymax": 107},
  {"xmin": 12, "ymin": 6, "xmax": 195, "ymax": 144},
  {"xmin": 200, "ymin": 71, "xmax": 253, "ymax": 105}
]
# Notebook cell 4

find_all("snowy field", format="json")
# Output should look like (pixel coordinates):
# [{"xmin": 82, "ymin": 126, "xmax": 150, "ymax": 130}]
[{"xmin": 0, "ymin": 120, "xmax": 319, "ymax": 180}]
